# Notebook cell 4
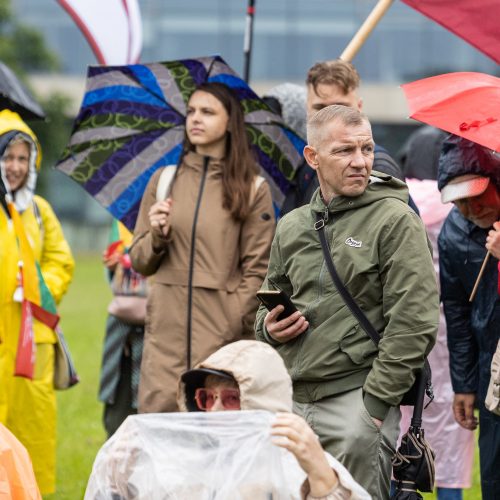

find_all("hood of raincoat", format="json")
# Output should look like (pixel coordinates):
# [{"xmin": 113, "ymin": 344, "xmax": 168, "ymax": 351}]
[
  {"xmin": 437, "ymin": 134, "xmax": 500, "ymax": 192},
  {"xmin": 264, "ymin": 83, "xmax": 307, "ymax": 140},
  {"xmin": 0, "ymin": 109, "xmax": 41, "ymax": 213},
  {"xmin": 178, "ymin": 340, "xmax": 293, "ymax": 413}
]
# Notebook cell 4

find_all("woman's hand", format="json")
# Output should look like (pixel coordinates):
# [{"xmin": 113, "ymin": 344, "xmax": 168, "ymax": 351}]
[
  {"xmin": 149, "ymin": 198, "xmax": 173, "ymax": 239},
  {"xmin": 264, "ymin": 307, "xmax": 309, "ymax": 343},
  {"xmin": 271, "ymin": 412, "xmax": 338, "ymax": 497}
]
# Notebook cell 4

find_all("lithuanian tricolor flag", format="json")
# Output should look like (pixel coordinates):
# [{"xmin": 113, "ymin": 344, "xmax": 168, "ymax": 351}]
[{"xmin": 8, "ymin": 201, "xmax": 59, "ymax": 379}]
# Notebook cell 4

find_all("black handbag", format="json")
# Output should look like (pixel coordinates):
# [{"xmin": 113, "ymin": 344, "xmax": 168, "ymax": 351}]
[{"xmin": 314, "ymin": 213, "xmax": 433, "ymax": 406}]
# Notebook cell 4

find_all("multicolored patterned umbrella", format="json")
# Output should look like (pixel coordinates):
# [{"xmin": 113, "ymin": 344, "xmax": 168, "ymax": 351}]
[{"xmin": 56, "ymin": 55, "xmax": 305, "ymax": 230}]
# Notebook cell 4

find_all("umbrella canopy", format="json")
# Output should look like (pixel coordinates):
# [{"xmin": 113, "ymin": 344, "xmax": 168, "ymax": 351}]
[
  {"xmin": 391, "ymin": 427, "xmax": 435, "ymax": 499},
  {"xmin": 401, "ymin": 72, "xmax": 500, "ymax": 153},
  {"xmin": 401, "ymin": 0, "xmax": 500, "ymax": 64},
  {"xmin": 0, "ymin": 62, "xmax": 46, "ymax": 121},
  {"xmin": 56, "ymin": 55, "xmax": 305, "ymax": 230}
]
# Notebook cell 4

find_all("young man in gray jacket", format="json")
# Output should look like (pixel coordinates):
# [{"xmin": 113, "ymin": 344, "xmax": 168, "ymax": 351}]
[{"xmin": 255, "ymin": 104, "xmax": 439, "ymax": 499}]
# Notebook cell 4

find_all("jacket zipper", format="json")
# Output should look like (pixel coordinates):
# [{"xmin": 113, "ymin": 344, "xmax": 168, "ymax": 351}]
[{"xmin": 186, "ymin": 156, "xmax": 209, "ymax": 369}]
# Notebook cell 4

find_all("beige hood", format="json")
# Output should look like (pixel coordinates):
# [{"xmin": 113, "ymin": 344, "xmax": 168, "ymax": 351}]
[{"xmin": 177, "ymin": 340, "xmax": 292, "ymax": 413}]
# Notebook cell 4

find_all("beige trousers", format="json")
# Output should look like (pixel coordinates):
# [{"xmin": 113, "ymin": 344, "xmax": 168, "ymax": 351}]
[{"xmin": 294, "ymin": 387, "xmax": 400, "ymax": 500}]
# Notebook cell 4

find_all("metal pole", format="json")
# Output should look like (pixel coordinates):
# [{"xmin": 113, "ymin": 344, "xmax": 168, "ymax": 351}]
[{"xmin": 243, "ymin": 0, "xmax": 255, "ymax": 82}]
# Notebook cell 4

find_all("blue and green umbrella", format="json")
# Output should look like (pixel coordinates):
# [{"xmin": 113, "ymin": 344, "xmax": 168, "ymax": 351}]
[{"xmin": 56, "ymin": 55, "xmax": 305, "ymax": 230}]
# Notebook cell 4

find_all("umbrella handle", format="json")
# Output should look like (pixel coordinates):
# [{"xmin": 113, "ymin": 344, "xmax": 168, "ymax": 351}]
[
  {"xmin": 340, "ymin": 0, "xmax": 394, "ymax": 62},
  {"xmin": 469, "ymin": 251, "xmax": 491, "ymax": 302},
  {"xmin": 410, "ymin": 368, "xmax": 428, "ymax": 428}
]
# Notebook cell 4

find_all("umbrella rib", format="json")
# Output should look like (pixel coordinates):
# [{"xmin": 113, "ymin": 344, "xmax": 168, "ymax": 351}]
[{"xmin": 123, "ymin": 67, "xmax": 184, "ymax": 118}]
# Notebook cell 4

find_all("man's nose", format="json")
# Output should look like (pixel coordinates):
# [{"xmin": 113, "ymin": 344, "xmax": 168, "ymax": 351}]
[
  {"xmin": 468, "ymin": 198, "xmax": 483, "ymax": 215},
  {"xmin": 351, "ymin": 148, "xmax": 366, "ymax": 167},
  {"xmin": 210, "ymin": 396, "xmax": 225, "ymax": 412}
]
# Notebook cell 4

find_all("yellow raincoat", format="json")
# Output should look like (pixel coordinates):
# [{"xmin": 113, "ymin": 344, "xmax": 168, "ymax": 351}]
[{"xmin": 0, "ymin": 111, "xmax": 74, "ymax": 494}]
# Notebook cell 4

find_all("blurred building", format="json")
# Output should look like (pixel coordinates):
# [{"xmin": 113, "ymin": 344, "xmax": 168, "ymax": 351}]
[{"xmin": 12, "ymin": 0, "xmax": 499, "ymax": 248}]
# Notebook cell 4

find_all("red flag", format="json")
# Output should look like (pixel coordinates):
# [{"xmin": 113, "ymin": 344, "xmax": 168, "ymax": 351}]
[
  {"xmin": 401, "ymin": 0, "xmax": 500, "ymax": 64},
  {"xmin": 14, "ymin": 300, "xmax": 36, "ymax": 379}
]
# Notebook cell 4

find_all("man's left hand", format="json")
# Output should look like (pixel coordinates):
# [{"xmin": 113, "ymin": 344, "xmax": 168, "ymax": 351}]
[{"xmin": 486, "ymin": 221, "xmax": 500, "ymax": 259}]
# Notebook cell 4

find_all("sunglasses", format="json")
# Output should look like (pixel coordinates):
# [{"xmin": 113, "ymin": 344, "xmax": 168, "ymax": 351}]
[{"xmin": 194, "ymin": 387, "xmax": 241, "ymax": 411}]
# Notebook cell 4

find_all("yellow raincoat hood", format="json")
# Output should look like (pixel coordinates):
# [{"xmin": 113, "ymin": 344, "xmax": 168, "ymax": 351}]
[
  {"xmin": 178, "ymin": 340, "xmax": 293, "ymax": 413},
  {"xmin": 0, "ymin": 110, "xmax": 41, "ymax": 169}
]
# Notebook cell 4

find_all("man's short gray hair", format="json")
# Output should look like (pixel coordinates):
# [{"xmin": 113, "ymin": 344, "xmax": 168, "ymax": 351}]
[{"xmin": 307, "ymin": 105, "xmax": 370, "ymax": 147}]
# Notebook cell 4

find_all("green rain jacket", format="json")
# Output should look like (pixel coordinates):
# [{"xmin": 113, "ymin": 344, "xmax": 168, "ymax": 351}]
[{"xmin": 255, "ymin": 172, "xmax": 439, "ymax": 420}]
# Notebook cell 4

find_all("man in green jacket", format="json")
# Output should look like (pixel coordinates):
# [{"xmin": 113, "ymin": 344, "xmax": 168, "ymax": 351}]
[{"xmin": 255, "ymin": 104, "xmax": 439, "ymax": 499}]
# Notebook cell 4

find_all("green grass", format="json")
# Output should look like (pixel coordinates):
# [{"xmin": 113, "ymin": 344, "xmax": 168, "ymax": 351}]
[
  {"xmin": 45, "ymin": 254, "xmax": 109, "ymax": 500},
  {"xmin": 44, "ymin": 254, "xmax": 483, "ymax": 499}
]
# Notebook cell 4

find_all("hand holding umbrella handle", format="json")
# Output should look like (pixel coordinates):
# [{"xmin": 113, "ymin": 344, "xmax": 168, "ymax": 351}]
[{"xmin": 469, "ymin": 251, "xmax": 491, "ymax": 302}]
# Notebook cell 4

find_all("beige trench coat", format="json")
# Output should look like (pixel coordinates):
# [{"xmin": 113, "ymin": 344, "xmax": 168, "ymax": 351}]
[{"xmin": 130, "ymin": 151, "xmax": 275, "ymax": 412}]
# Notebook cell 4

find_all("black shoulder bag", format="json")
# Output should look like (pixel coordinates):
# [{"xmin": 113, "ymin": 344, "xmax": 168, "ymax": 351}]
[{"xmin": 313, "ymin": 213, "xmax": 433, "ymax": 407}]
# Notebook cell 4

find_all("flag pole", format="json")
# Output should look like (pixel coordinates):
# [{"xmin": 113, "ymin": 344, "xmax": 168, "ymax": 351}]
[
  {"xmin": 340, "ymin": 0, "xmax": 394, "ymax": 62},
  {"xmin": 469, "ymin": 251, "xmax": 491, "ymax": 302},
  {"xmin": 243, "ymin": 0, "xmax": 256, "ymax": 82}
]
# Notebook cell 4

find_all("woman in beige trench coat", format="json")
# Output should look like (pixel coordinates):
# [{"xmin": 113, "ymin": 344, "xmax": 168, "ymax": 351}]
[{"xmin": 130, "ymin": 82, "xmax": 275, "ymax": 412}]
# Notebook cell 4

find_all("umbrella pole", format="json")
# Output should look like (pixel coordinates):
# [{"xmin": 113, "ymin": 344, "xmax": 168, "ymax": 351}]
[
  {"xmin": 469, "ymin": 250, "xmax": 491, "ymax": 302},
  {"xmin": 243, "ymin": 0, "xmax": 256, "ymax": 83},
  {"xmin": 410, "ymin": 368, "xmax": 427, "ymax": 430},
  {"xmin": 340, "ymin": 0, "xmax": 394, "ymax": 62}
]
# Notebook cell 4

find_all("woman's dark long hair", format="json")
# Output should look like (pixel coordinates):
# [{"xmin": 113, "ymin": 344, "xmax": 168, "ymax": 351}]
[{"xmin": 184, "ymin": 82, "xmax": 259, "ymax": 220}]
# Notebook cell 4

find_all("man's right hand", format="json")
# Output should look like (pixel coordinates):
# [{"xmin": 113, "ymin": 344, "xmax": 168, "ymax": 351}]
[
  {"xmin": 453, "ymin": 393, "xmax": 478, "ymax": 430},
  {"xmin": 264, "ymin": 306, "xmax": 309, "ymax": 343}
]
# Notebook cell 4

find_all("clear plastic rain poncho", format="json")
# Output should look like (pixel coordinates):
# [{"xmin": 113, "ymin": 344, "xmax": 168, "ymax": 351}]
[{"xmin": 85, "ymin": 410, "xmax": 308, "ymax": 500}]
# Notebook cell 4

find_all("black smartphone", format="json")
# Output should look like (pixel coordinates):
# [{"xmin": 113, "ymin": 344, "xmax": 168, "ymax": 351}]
[{"xmin": 256, "ymin": 289, "xmax": 298, "ymax": 321}]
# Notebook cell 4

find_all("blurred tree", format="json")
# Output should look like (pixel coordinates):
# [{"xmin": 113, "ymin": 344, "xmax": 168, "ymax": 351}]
[
  {"xmin": 0, "ymin": 0, "xmax": 70, "ymax": 197},
  {"xmin": 0, "ymin": 0, "xmax": 58, "ymax": 72}
]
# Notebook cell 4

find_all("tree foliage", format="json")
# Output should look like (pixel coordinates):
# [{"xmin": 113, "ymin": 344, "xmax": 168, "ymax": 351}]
[{"xmin": 0, "ymin": 0, "xmax": 70, "ymax": 196}]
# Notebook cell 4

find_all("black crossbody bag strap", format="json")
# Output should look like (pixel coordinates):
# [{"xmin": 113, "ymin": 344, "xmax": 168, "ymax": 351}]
[
  {"xmin": 314, "ymin": 212, "xmax": 433, "ymax": 409},
  {"xmin": 314, "ymin": 212, "xmax": 380, "ymax": 347}
]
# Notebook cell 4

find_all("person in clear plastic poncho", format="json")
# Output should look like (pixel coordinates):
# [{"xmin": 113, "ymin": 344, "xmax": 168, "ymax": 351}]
[{"xmin": 85, "ymin": 341, "xmax": 370, "ymax": 500}]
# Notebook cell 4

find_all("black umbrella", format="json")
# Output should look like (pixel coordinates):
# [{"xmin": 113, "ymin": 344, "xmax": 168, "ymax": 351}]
[
  {"xmin": 0, "ymin": 61, "xmax": 46, "ymax": 120},
  {"xmin": 397, "ymin": 125, "xmax": 448, "ymax": 181},
  {"xmin": 391, "ymin": 369, "xmax": 436, "ymax": 499}
]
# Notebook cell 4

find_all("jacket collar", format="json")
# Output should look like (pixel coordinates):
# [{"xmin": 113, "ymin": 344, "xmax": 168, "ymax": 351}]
[
  {"xmin": 309, "ymin": 170, "xmax": 409, "ymax": 217},
  {"xmin": 184, "ymin": 150, "xmax": 224, "ymax": 176}
]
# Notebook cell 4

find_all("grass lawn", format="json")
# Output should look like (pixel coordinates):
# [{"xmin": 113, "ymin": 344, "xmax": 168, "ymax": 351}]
[
  {"xmin": 44, "ymin": 254, "xmax": 483, "ymax": 499},
  {"xmin": 44, "ymin": 254, "xmax": 109, "ymax": 500}
]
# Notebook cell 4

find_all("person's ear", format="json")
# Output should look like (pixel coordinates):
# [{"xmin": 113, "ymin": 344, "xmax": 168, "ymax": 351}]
[
  {"xmin": 357, "ymin": 97, "xmax": 363, "ymax": 111},
  {"xmin": 303, "ymin": 145, "xmax": 319, "ymax": 171}
]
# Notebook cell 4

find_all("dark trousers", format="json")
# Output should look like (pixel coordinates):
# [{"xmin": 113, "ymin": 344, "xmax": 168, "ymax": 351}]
[
  {"xmin": 103, "ymin": 353, "xmax": 137, "ymax": 438},
  {"xmin": 479, "ymin": 407, "xmax": 500, "ymax": 500}
]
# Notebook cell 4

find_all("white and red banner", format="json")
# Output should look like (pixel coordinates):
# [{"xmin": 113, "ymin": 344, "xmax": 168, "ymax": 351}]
[{"xmin": 57, "ymin": 0, "xmax": 142, "ymax": 65}]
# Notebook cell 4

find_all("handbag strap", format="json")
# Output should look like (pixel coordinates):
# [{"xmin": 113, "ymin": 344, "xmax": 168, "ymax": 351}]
[{"xmin": 314, "ymin": 212, "xmax": 381, "ymax": 347}]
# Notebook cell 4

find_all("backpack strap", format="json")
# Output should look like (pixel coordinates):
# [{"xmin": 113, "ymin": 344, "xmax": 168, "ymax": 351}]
[{"xmin": 155, "ymin": 165, "xmax": 177, "ymax": 202}]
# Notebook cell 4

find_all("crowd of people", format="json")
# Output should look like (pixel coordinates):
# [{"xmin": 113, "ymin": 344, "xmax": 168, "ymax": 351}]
[{"xmin": 0, "ymin": 58, "xmax": 499, "ymax": 500}]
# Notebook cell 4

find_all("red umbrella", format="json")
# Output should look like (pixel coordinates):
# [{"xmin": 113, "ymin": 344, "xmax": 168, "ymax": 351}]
[
  {"xmin": 402, "ymin": 71, "xmax": 500, "ymax": 301},
  {"xmin": 401, "ymin": 0, "xmax": 500, "ymax": 64},
  {"xmin": 401, "ymin": 72, "xmax": 500, "ymax": 153}
]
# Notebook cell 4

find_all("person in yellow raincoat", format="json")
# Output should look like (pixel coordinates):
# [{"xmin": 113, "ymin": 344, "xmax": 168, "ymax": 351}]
[{"xmin": 0, "ymin": 110, "xmax": 74, "ymax": 495}]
